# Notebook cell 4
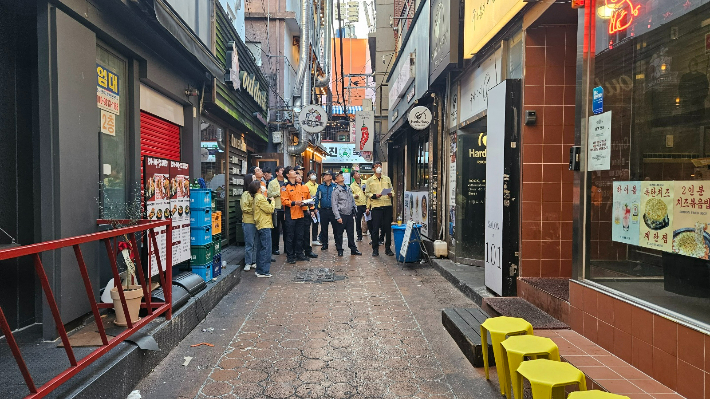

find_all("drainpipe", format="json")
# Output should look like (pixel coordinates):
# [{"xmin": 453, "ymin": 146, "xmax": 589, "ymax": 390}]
[{"xmin": 314, "ymin": 0, "xmax": 331, "ymax": 88}]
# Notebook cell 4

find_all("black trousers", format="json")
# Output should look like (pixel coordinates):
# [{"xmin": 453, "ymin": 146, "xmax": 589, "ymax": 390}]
[
  {"xmin": 318, "ymin": 208, "xmax": 336, "ymax": 247},
  {"xmin": 302, "ymin": 216, "xmax": 314, "ymax": 255},
  {"xmin": 284, "ymin": 212, "xmax": 306, "ymax": 260},
  {"xmin": 272, "ymin": 210, "xmax": 284, "ymax": 251},
  {"xmin": 334, "ymin": 213, "xmax": 357, "ymax": 251},
  {"xmin": 355, "ymin": 205, "xmax": 366, "ymax": 239},
  {"xmin": 370, "ymin": 206, "xmax": 392, "ymax": 251}
]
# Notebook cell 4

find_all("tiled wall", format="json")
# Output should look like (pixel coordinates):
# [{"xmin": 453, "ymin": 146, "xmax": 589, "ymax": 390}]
[
  {"xmin": 570, "ymin": 281, "xmax": 710, "ymax": 399},
  {"xmin": 520, "ymin": 25, "xmax": 577, "ymax": 278}
]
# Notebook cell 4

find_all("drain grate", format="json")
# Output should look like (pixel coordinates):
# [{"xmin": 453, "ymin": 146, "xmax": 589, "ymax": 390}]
[{"xmin": 294, "ymin": 268, "xmax": 346, "ymax": 283}]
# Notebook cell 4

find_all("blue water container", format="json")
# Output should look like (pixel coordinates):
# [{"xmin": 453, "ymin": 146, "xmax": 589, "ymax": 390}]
[
  {"xmin": 392, "ymin": 224, "xmax": 421, "ymax": 262},
  {"xmin": 190, "ymin": 225, "xmax": 212, "ymax": 245},
  {"xmin": 191, "ymin": 264, "xmax": 212, "ymax": 282},
  {"xmin": 190, "ymin": 189, "xmax": 211, "ymax": 208},
  {"xmin": 190, "ymin": 206, "xmax": 212, "ymax": 227}
]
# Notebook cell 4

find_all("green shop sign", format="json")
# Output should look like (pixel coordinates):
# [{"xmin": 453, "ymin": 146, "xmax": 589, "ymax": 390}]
[{"xmin": 240, "ymin": 71, "xmax": 268, "ymax": 111}]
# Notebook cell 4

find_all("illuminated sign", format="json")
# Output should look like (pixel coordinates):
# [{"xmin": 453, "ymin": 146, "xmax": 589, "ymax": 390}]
[
  {"xmin": 607, "ymin": 0, "xmax": 641, "ymax": 34},
  {"xmin": 464, "ymin": 0, "xmax": 525, "ymax": 58}
]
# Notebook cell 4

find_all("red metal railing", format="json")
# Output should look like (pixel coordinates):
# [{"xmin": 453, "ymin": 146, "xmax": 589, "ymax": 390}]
[{"xmin": 0, "ymin": 220, "xmax": 172, "ymax": 399}]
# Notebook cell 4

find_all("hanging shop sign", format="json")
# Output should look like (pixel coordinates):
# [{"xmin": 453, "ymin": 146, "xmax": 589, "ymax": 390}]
[
  {"xmin": 323, "ymin": 142, "xmax": 370, "ymax": 164},
  {"xmin": 97, "ymin": 63, "xmax": 119, "ymax": 115},
  {"xmin": 464, "ymin": 0, "xmax": 525, "ymax": 58},
  {"xmin": 225, "ymin": 41, "xmax": 240, "ymax": 91},
  {"xmin": 299, "ymin": 104, "xmax": 328, "ymax": 133},
  {"xmin": 408, "ymin": 106, "xmax": 432, "ymax": 130},
  {"xmin": 239, "ymin": 71, "xmax": 268, "ymax": 111},
  {"xmin": 355, "ymin": 110, "xmax": 374, "ymax": 161}
]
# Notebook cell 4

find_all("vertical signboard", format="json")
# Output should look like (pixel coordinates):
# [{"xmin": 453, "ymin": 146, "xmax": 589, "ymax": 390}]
[
  {"xmin": 587, "ymin": 111, "xmax": 612, "ymax": 171},
  {"xmin": 97, "ymin": 63, "xmax": 120, "ymax": 115},
  {"xmin": 355, "ymin": 110, "xmax": 374, "ymax": 161},
  {"xmin": 485, "ymin": 82, "xmax": 507, "ymax": 296},
  {"xmin": 449, "ymin": 134, "xmax": 457, "ymax": 240},
  {"xmin": 144, "ymin": 157, "xmax": 171, "ymax": 277},
  {"xmin": 170, "ymin": 161, "xmax": 191, "ymax": 265}
]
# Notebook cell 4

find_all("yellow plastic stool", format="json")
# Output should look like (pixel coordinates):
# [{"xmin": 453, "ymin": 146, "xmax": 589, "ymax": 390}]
[
  {"xmin": 516, "ymin": 359, "xmax": 587, "ymax": 399},
  {"xmin": 501, "ymin": 335, "xmax": 561, "ymax": 399},
  {"xmin": 480, "ymin": 316, "xmax": 534, "ymax": 398},
  {"xmin": 568, "ymin": 391, "xmax": 629, "ymax": 399}
]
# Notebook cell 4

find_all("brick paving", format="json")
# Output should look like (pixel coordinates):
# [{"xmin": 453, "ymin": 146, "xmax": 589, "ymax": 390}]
[{"xmin": 134, "ymin": 235, "xmax": 500, "ymax": 398}]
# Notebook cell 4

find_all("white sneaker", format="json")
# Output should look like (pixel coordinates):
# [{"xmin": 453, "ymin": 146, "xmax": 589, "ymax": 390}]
[
  {"xmin": 255, "ymin": 272, "xmax": 272, "ymax": 277},
  {"xmin": 312, "ymin": 240, "xmax": 322, "ymax": 246},
  {"xmin": 243, "ymin": 264, "xmax": 251, "ymax": 271}
]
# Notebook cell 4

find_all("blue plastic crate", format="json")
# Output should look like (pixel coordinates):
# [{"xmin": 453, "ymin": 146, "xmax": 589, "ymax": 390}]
[
  {"xmin": 191, "ymin": 264, "xmax": 212, "ymax": 282},
  {"xmin": 190, "ymin": 225, "xmax": 212, "ymax": 246},
  {"xmin": 212, "ymin": 257, "xmax": 222, "ymax": 277},
  {"xmin": 190, "ymin": 207, "xmax": 212, "ymax": 227},
  {"xmin": 190, "ymin": 189, "xmax": 211, "ymax": 208}
]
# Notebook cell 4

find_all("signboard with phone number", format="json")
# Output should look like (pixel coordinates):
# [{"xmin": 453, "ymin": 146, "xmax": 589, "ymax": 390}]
[{"xmin": 97, "ymin": 63, "xmax": 120, "ymax": 115}]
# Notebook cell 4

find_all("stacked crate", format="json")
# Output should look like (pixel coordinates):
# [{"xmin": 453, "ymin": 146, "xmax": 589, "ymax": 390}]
[
  {"xmin": 212, "ymin": 211, "xmax": 222, "ymax": 277},
  {"xmin": 190, "ymin": 189, "xmax": 212, "ymax": 281}
]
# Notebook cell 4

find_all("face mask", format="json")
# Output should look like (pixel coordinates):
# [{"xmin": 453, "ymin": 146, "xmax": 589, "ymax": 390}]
[
  {"xmin": 310, "ymin": 175, "xmax": 316, "ymax": 181},
  {"xmin": 376, "ymin": 167, "xmax": 382, "ymax": 174}
]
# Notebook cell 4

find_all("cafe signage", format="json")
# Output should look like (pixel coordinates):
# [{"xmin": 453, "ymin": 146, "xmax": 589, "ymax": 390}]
[
  {"xmin": 464, "ymin": 0, "xmax": 525, "ymax": 58},
  {"xmin": 240, "ymin": 71, "xmax": 268, "ymax": 111}
]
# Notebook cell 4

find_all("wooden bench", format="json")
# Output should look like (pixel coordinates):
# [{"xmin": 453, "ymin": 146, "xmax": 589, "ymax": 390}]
[{"xmin": 442, "ymin": 308, "xmax": 495, "ymax": 368}]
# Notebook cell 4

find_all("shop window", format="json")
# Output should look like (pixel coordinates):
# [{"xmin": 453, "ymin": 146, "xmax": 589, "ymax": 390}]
[
  {"xmin": 411, "ymin": 135, "xmax": 429, "ymax": 190},
  {"xmin": 246, "ymin": 42, "xmax": 262, "ymax": 66},
  {"xmin": 97, "ymin": 45, "xmax": 128, "ymax": 218},
  {"xmin": 583, "ymin": 3, "xmax": 710, "ymax": 326},
  {"xmin": 507, "ymin": 29, "xmax": 523, "ymax": 79},
  {"xmin": 201, "ymin": 119, "xmax": 227, "ymax": 233}
]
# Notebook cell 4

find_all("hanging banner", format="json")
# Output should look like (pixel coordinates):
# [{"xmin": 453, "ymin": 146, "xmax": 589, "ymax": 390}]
[
  {"xmin": 355, "ymin": 110, "xmax": 374, "ymax": 161},
  {"xmin": 672, "ymin": 181, "xmax": 710, "ymax": 259},
  {"xmin": 144, "ymin": 157, "xmax": 171, "ymax": 277},
  {"xmin": 170, "ymin": 161, "xmax": 191, "ymax": 265},
  {"xmin": 639, "ymin": 181, "xmax": 674, "ymax": 252},
  {"xmin": 449, "ymin": 134, "xmax": 457, "ymax": 239},
  {"xmin": 612, "ymin": 181, "xmax": 641, "ymax": 245}
]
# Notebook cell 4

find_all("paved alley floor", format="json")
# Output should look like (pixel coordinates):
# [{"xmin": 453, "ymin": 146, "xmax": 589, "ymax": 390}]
[{"xmin": 134, "ymin": 236, "xmax": 500, "ymax": 399}]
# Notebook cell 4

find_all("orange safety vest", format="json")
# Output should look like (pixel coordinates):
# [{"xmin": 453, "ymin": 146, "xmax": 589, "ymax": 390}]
[{"xmin": 280, "ymin": 181, "xmax": 314, "ymax": 219}]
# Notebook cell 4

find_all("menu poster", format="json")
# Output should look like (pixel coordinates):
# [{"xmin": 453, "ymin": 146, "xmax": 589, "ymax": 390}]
[
  {"xmin": 170, "ymin": 161, "xmax": 191, "ymax": 265},
  {"xmin": 672, "ymin": 182, "xmax": 710, "ymax": 259},
  {"xmin": 639, "ymin": 181, "xmax": 674, "ymax": 252},
  {"xmin": 612, "ymin": 181, "xmax": 641, "ymax": 245},
  {"xmin": 587, "ymin": 111, "xmax": 611, "ymax": 171},
  {"xmin": 144, "ymin": 157, "xmax": 171, "ymax": 277}
]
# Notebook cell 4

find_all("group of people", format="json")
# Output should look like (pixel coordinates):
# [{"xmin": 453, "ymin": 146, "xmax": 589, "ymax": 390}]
[{"xmin": 239, "ymin": 162, "xmax": 395, "ymax": 277}]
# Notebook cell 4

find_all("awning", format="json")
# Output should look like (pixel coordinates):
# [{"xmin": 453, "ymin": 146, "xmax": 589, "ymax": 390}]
[
  {"xmin": 145, "ymin": 0, "xmax": 225, "ymax": 80},
  {"xmin": 331, "ymin": 105, "xmax": 363, "ymax": 115}
]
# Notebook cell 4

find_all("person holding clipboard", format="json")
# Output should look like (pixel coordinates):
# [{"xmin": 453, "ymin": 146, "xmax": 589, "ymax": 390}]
[{"xmin": 364, "ymin": 161, "xmax": 394, "ymax": 256}]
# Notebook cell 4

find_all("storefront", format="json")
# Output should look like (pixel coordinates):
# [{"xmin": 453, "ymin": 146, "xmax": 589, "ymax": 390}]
[{"xmin": 572, "ymin": 1, "xmax": 710, "ymax": 384}]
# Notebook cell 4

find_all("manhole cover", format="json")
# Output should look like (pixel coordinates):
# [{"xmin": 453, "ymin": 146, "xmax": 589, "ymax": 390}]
[{"xmin": 294, "ymin": 268, "xmax": 346, "ymax": 283}]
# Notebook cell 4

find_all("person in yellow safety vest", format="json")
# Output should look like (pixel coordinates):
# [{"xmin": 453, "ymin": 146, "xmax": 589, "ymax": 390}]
[
  {"xmin": 251, "ymin": 180, "xmax": 275, "ymax": 277},
  {"xmin": 364, "ymin": 161, "xmax": 394, "ymax": 257},
  {"xmin": 304, "ymin": 169, "xmax": 321, "ymax": 246},
  {"xmin": 350, "ymin": 171, "xmax": 368, "ymax": 242}
]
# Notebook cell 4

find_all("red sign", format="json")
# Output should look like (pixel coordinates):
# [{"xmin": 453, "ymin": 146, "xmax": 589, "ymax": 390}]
[{"xmin": 607, "ymin": 0, "xmax": 641, "ymax": 34}]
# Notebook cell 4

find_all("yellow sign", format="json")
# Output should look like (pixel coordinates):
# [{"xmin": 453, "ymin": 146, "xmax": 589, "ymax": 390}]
[{"xmin": 464, "ymin": 0, "xmax": 526, "ymax": 58}]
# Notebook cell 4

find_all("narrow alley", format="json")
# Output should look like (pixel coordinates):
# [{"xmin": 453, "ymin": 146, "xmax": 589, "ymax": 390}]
[{"xmin": 134, "ymin": 235, "xmax": 499, "ymax": 399}]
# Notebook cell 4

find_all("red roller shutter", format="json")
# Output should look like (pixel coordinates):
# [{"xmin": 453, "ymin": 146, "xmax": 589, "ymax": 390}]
[{"xmin": 140, "ymin": 112, "xmax": 181, "ymax": 205}]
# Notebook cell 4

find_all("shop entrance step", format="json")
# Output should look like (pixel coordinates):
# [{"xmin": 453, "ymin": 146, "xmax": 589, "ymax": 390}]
[
  {"xmin": 441, "ymin": 307, "xmax": 495, "ymax": 368},
  {"xmin": 484, "ymin": 297, "xmax": 569, "ymax": 330}
]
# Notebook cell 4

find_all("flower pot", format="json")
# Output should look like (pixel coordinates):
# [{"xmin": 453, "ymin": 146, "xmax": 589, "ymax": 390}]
[{"xmin": 110, "ymin": 285, "xmax": 143, "ymax": 326}]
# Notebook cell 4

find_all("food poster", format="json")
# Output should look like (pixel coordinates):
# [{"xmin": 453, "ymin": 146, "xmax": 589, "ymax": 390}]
[
  {"xmin": 639, "ymin": 181, "xmax": 674, "ymax": 252},
  {"xmin": 144, "ymin": 157, "xmax": 171, "ymax": 277},
  {"xmin": 672, "ymin": 181, "xmax": 710, "ymax": 259},
  {"xmin": 170, "ymin": 161, "xmax": 191, "ymax": 265},
  {"xmin": 611, "ymin": 182, "xmax": 641, "ymax": 245}
]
